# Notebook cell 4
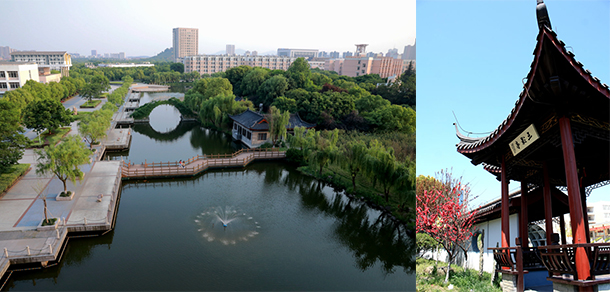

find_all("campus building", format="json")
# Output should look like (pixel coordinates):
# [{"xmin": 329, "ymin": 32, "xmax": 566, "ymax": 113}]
[
  {"xmin": 0, "ymin": 61, "xmax": 40, "ymax": 94},
  {"xmin": 324, "ymin": 56, "xmax": 404, "ymax": 78},
  {"xmin": 229, "ymin": 109, "xmax": 315, "ymax": 148},
  {"xmin": 277, "ymin": 48, "xmax": 318, "ymax": 60},
  {"xmin": 182, "ymin": 55, "xmax": 297, "ymax": 75},
  {"xmin": 10, "ymin": 51, "xmax": 72, "ymax": 77},
  {"xmin": 173, "ymin": 27, "xmax": 198, "ymax": 62}
]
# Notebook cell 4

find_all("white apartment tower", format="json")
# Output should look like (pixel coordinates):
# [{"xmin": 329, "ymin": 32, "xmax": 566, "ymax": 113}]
[{"xmin": 173, "ymin": 28, "xmax": 198, "ymax": 62}]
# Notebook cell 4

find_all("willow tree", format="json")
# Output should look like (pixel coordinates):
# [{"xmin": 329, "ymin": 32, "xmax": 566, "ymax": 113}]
[
  {"xmin": 308, "ymin": 129, "xmax": 339, "ymax": 176},
  {"xmin": 338, "ymin": 141, "xmax": 369, "ymax": 192},
  {"xmin": 266, "ymin": 106, "xmax": 290, "ymax": 146},
  {"xmin": 35, "ymin": 135, "xmax": 91, "ymax": 195},
  {"xmin": 365, "ymin": 140, "xmax": 410, "ymax": 202}
]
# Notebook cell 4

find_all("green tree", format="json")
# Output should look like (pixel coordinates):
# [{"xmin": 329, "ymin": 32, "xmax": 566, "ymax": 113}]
[
  {"xmin": 170, "ymin": 62, "xmax": 185, "ymax": 73},
  {"xmin": 0, "ymin": 100, "xmax": 28, "ymax": 173},
  {"xmin": 78, "ymin": 111, "xmax": 111, "ymax": 148},
  {"xmin": 271, "ymin": 96, "xmax": 297, "ymax": 113},
  {"xmin": 266, "ymin": 106, "xmax": 290, "ymax": 146},
  {"xmin": 338, "ymin": 141, "xmax": 369, "ymax": 192},
  {"xmin": 285, "ymin": 57, "xmax": 313, "ymax": 90},
  {"xmin": 22, "ymin": 79, "xmax": 51, "ymax": 100},
  {"xmin": 2, "ymin": 88, "xmax": 35, "ymax": 112},
  {"xmin": 257, "ymin": 75, "xmax": 289, "ymax": 108},
  {"xmin": 240, "ymin": 67, "xmax": 269, "ymax": 98},
  {"xmin": 35, "ymin": 135, "xmax": 91, "ymax": 194},
  {"xmin": 225, "ymin": 65, "xmax": 252, "ymax": 96},
  {"xmin": 81, "ymin": 74, "xmax": 110, "ymax": 102},
  {"xmin": 365, "ymin": 141, "xmax": 410, "ymax": 202},
  {"xmin": 23, "ymin": 98, "xmax": 73, "ymax": 137},
  {"xmin": 308, "ymin": 129, "xmax": 339, "ymax": 176}
]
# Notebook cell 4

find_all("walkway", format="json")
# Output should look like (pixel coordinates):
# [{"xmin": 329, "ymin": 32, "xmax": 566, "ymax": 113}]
[{"xmin": 122, "ymin": 149, "xmax": 285, "ymax": 180}]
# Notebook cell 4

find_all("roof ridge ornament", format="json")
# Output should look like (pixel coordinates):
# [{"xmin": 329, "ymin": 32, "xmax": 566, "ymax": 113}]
[{"xmin": 536, "ymin": 0, "xmax": 552, "ymax": 31}]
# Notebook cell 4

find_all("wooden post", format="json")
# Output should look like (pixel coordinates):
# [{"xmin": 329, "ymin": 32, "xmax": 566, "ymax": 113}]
[
  {"xmin": 560, "ymin": 215, "xmax": 567, "ymax": 245},
  {"xmin": 558, "ymin": 116, "xmax": 591, "ymax": 282},
  {"xmin": 543, "ymin": 162, "xmax": 553, "ymax": 245},
  {"xmin": 520, "ymin": 181, "xmax": 529, "ymax": 248},
  {"xmin": 516, "ymin": 243, "xmax": 524, "ymax": 292},
  {"xmin": 501, "ymin": 156, "xmax": 510, "ymax": 249}
]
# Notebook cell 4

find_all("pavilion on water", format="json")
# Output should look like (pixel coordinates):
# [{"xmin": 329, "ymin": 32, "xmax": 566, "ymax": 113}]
[{"xmin": 454, "ymin": 1, "xmax": 610, "ymax": 291}]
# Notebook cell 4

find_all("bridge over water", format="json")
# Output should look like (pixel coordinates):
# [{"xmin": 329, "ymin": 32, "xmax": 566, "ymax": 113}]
[{"xmin": 121, "ymin": 149, "xmax": 285, "ymax": 180}]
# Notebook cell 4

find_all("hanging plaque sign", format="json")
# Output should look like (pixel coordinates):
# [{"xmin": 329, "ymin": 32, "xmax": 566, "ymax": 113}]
[{"xmin": 509, "ymin": 124, "xmax": 539, "ymax": 156}]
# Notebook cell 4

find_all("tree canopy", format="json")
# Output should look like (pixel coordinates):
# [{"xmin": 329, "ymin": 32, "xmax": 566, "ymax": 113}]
[
  {"xmin": 0, "ymin": 100, "xmax": 28, "ymax": 173},
  {"xmin": 35, "ymin": 135, "xmax": 92, "ymax": 194}
]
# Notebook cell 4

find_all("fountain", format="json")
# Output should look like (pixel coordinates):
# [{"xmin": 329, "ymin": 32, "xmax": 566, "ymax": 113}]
[{"xmin": 195, "ymin": 206, "xmax": 260, "ymax": 245}]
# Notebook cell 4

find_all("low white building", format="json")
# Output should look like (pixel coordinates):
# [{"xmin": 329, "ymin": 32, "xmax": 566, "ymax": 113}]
[{"xmin": 0, "ymin": 61, "xmax": 39, "ymax": 94}]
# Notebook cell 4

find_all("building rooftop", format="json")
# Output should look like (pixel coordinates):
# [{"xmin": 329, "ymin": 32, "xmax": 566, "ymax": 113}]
[
  {"xmin": 229, "ymin": 108, "xmax": 316, "ymax": 131},
  {"xmin": 0, "ymin": 61, "xmax": 37, "ymax": 65},
  {"xmin": 11, "ymin": 51, "xmax": 68, "ymax": 55}
]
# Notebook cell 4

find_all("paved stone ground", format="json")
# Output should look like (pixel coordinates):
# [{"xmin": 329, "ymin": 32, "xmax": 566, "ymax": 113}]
[{"xmin": 0, "ymin": 87, "xmax": 125, "ymax": 277}]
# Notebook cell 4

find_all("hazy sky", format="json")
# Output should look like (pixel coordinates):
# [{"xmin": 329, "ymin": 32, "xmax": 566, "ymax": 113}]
[
  {"xmin": 417, "ymin": 0, "xmax": 609, "ymax": 207},
  {"xmin": 2, "ymin": 0, "xmax": 416, "ymax": 57}
]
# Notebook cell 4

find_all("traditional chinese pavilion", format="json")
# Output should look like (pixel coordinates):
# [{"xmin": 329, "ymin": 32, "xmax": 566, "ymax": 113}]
[{"xmin": 455, "ymin": 1, "xmax": 609, "ymax": 291}]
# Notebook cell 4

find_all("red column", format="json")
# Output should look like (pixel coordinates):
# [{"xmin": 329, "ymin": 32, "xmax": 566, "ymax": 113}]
[
  {"xmin": 543, "ymin": 162, "xmax": 554, "ymax": 245},
  {"xmin": 558, "ymin": 116, "xmax": 591, "ymax": 281},
  {"xmin": 520, "ymin": 181, "xmax": 529, "ymax": 248},
  {"xmin": 501, "ymin": 156, "xmax": 510, "ymax": 248}
]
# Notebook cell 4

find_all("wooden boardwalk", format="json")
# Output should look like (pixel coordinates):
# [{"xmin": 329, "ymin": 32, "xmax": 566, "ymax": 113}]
[{"xmin": 121, "ymin": 149, "xmax": 286, "ymax": 180}]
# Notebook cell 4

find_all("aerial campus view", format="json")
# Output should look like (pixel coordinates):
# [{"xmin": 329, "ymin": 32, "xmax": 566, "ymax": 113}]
[{"xmin": 0, "ymin": 0, "xmax": 415, "ymax": 291}]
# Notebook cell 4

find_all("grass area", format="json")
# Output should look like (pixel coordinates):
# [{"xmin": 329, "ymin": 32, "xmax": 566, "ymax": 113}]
[
  {"xmin": 29, "ymin": 127, "xmax": 71, "ymax": 148},
  {"xmin": 80, "ymin": 100, "xmax": 102, "ymax": 108},
  {"xmin": 0, "ymin": 164, "xmax": 30, "ymax": 194},
  {"xmin": 97, "ymin": 93, "xmax": 108, "ymax": 98},
  {"xmin": 73, "ymin": 111, "xmax": 93, "ymax": 121},
  {"xmin": 109, "ymin": 81, "xmax": 123, "ymax": 85},
  {"xmin": 416, "ymin": 258, "xmax": 501, "ymax": 292}
]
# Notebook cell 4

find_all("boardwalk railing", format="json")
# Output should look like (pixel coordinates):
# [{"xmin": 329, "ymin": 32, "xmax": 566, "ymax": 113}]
[{"xmin": 121, "ymin": 148, "xmax": 285, "ymax": 179}]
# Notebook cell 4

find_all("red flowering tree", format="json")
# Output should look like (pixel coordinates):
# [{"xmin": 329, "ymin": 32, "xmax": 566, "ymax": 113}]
[{"xmin": 416, "ymin": 170, "xmax": 477, "ymax": 283}]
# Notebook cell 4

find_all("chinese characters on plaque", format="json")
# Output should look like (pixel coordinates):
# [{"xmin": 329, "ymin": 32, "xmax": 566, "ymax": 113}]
[{"xmin": 509, "ymin": 124, "xmax": 540, "ymax": 156}]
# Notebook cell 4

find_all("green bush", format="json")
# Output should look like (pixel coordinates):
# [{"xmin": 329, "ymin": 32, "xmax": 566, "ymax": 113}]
[
  {"xmin": 286, "ymin": 148, "xmax": 306, "ymax": 166},
  {"xmin": 0, "ymin": 164, "xmax": 30, "ymax": 193}
]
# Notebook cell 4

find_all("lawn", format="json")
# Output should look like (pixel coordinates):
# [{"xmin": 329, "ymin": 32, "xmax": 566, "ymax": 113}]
[
  {"xmin": 416, "ymin": 258, "xmax": 502, "ymax": 292},
  {"xmin": 80, "ymin": 100, "xmax": 102, "ymax": 108},
  {"xmin": 29, "ymin": 127, "xmax": 71, "ymax": 148},
  {"xmin": 0, "ymin": 164, "xmax": 30, "ymax": 194}
]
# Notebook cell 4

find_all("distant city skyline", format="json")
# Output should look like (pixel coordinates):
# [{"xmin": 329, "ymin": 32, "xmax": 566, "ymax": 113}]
[{"xmin": 2, "ymin": 0, "xmax": 415, "ymax": 58}]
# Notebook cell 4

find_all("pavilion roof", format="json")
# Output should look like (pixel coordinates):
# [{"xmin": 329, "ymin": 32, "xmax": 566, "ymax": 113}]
[
  {"xmin": 228, "ymin": 108, "xmax": 316, "ymax": 131},
  {"xmin": 455, "ymin": 25, "xmax": 610, "ymax": 185}
]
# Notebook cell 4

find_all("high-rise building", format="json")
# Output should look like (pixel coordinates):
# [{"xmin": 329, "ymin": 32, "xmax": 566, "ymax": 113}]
[
  {"xmin": 173, "ymin": 27, "xmax": 199, "ymax": 62},
  {"xmin": 0, "ymin": 46, "xmax": 15, "ymax": 60},
  {"xmin": 119, "ymin": 52, "xmax": 126, "ymax": 59},
  {"xmin": 342, "ymin": 51, "xmax": 353, "ymax": 58},
  {"xmin": 226, "ymin": 44, "xmax": 235, "ymax": 55},
  {"xmin": 329, "ymin": 51, "xmax": 340, "ymax": 59},
  {"xmin": 402, "ymin": 40, "xmax": 416, "ymax": 60},
  {"xmin": 386, "ymin": 48, "xmax": 400, "ymax": 59},
  {"xmin": 91, "ymin": 50, "xmax": 97, "ymax": 57}
]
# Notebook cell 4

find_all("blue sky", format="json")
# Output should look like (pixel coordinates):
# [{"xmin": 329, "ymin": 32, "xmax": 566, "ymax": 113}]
[
  {"xmin": 2, "ymin": 0, "xmax": 415, "ymax": 57},
  {"xmin": 417, "ymin": 0, "xmax": 610, "ymax": 207}
]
